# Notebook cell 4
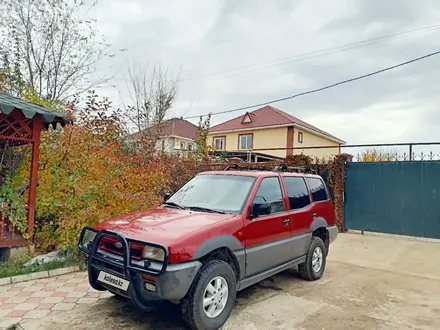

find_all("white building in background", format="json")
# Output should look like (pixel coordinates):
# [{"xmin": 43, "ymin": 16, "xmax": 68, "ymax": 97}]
[{"xmin": 130, "ymin": 118, "xmax": 198, "ymax": 154}]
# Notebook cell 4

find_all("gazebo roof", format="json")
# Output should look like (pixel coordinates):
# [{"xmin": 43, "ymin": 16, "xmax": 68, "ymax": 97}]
[{"xmin": 0, "ymin": 91, "xmax": 69, "ymax": 129}]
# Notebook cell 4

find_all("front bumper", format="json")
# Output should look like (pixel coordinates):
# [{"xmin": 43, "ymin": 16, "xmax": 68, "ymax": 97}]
[{"xmin": 79, "ymin": 227, "xmax": 201, "ymax": 310}]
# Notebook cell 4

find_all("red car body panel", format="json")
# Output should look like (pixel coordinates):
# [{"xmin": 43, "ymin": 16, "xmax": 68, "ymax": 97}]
[
  {"xmin": 280, "ymin": 173, "xmax": 336, "ymax": 235},
  {"xmin": 93, "ymin": 207, "xmax": 245, "ymax": 263},
  {"xmin": 92, "ymin": 170, "xmax": 335, "ymax": 263},
  {"xmin": 241, "ymin": 174, "xmax": 291, "ymax": 247}
]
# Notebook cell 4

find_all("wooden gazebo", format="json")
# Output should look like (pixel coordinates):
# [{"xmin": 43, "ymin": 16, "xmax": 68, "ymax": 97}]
[{"xmin": 0, "ymin": 92, "xmax": 68, "ymax": 248}]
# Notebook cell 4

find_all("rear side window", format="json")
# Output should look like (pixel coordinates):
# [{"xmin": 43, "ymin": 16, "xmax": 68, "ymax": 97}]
[
  {"xmin": 283, "ymin": 177, "xmax": 311, "ymax": 210},
  {"xmin": 253, "ymin": 177, "xmax": 285, "ymax": 214},
  {"xmin": 305, "ymin": 177, "xmax": 328, "ymax": 202}
]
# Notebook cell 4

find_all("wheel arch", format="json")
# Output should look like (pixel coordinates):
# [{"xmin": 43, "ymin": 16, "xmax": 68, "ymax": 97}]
[
  {"xmin": 310, "ymin": 217, "xmax": 330, "ymax": 255},
  {"xmin": 310, "ymin": 217, "xmax": 328, "ymax": 232},
  {"xmin": 192, "ymin": 235, "xmax": 246, "ymax": 280}
]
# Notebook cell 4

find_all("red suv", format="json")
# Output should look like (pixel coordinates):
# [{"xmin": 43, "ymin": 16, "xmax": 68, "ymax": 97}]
[{"xmin": 78, "ymin": 164, "xmax": 338, "ymax": 330}]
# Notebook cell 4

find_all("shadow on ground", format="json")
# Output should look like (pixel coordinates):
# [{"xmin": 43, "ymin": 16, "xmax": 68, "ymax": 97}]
[
  {"xmin": 21, "ymin": 234, "xmax": 440, "ymax": 330},
  {"xmin": 31, "ymin": 268, "xmax": 303, "ymax": 330}
]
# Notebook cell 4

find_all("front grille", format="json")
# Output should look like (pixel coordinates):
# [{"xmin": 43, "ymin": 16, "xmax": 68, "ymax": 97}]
[
  {"xmin": 99, "ymin": 235, "xmax": 144, "ymax": 260},
  {"xmin": 94, "ymin": 258, "xmax": 124, "ymax": 276}
]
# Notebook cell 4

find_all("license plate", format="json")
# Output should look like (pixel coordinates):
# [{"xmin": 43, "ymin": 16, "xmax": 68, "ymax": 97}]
[{"xmin": 97, "ymin": 271, "xmax": 130, "ymax": 291}]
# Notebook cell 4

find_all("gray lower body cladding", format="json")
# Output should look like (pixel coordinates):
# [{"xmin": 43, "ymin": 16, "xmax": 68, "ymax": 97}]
[
  {"xmin": 88, "ymin": 259, "xmax": 201, "ymax": 309},
  {"xmin": 236, "ymin": 225, "xmax": 338, "ymax": 290},
  {"xmin": 87, "ymin": 225, "xmax": 338, "ymax": 309},
  {"xmin": 327, "ymin": 225, "xmax": 338, "ymax": 244},
  {"xmin": 244, "ymin": 233, "xmax": 311, "ymax": 277}
]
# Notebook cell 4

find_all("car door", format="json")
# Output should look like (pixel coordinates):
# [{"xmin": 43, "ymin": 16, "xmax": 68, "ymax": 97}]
[
  {"xmin": 304, "ymin": 176, "xmax": 334, "ymax": 225},
  {"xmin": 243, "ymin": 176, "xmax": 292, "ymax": 277},
  {"xmin": 282, "ymin": 175, "xmax": 314, "ymax": 259}
]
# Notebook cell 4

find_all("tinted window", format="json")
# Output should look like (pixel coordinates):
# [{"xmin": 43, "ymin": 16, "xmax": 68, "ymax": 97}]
[
  {"xmin": 306, "ymin": 177, "xmax": 328, "ymax": 202},
  {"xmin": 283, "ymin": 177, "xmax": 311, "ymax": 209},
  {"xmin": 168, "ymin": 174, "xmax": 256, "ymax": 213},
  {"xmin": 253, "ymin": 177, "xmax": 285, "ymax": 214}
]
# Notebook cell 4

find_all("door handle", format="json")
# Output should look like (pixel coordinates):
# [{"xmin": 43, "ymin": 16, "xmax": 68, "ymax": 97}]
[
  {"xmin": 312, "ymin": 213, "xmax": 317, "ymax": 218},
  {"xmin": 282, "ymin": 219, "xmax": 290, "ymax": 225}
]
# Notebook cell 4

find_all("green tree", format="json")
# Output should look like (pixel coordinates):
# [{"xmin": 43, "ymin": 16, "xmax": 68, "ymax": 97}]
[{"xmin": 195, "ymin": 114, "xmax": 211, "ymax": 160}]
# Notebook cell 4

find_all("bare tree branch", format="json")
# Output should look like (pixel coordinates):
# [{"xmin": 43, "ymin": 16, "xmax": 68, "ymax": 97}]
[
  {"xmin": 0, "ymin": 0, "xmax": 116, "ymax": 100},
  {"xmin": 121, "ymin": 61, "xmax": 180, "ymax": 155}
]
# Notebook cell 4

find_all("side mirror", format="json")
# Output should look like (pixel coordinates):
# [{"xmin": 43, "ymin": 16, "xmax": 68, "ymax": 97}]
[
  {"xmin": 163, "ymin": 193, "xmax": 171, "ymax": 202},
  {"xmin": 250, "ymin": 202, "xmax": 271, "ymax": 218}
]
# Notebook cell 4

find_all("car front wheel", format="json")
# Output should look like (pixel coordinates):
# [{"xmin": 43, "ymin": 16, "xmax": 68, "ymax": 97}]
[
  {"xmin": 181, "ymin": 260, "xmax": 237, "ymax": 330},
  {"xmin": 298, "ymin": 236, "xmax": 326, "ymax": 281}
]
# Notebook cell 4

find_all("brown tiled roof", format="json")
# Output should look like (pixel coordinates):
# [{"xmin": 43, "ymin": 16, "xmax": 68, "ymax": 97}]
[
  {"xmin": 209, "ymin": 105, "xmax": 344, "ymax": 143},
  {"xmin": 133, "ymin": 118, "xmax": 198, "ymax": 140}
]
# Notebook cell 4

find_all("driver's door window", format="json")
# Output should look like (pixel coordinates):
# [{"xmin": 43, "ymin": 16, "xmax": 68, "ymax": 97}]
[{"xmin": 253, "ymin": 177, "xmax": 285, "ymax": 214}]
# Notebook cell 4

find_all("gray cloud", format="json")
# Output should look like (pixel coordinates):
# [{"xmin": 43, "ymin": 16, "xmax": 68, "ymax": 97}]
[
  {"xmin": 92, "ymin": 0, "xmax": 440, "ymax": 145},
  {"xmin": 323, "ymin": 0, "xmax": 429, "ymax": 32}
]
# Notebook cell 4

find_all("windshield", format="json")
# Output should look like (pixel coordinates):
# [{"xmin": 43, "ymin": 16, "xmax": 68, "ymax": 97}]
[{"xmin": 166, "ymin": 174, "xmax": 256, "ymax": 214}]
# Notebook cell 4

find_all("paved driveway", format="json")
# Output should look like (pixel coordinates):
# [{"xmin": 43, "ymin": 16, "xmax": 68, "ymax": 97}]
[{"xmin": 1, "ymin": 233, "xmax": 440, "ymax": 330}]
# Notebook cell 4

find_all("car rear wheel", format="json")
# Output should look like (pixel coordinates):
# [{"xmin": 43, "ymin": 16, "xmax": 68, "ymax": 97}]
[
  {"xmin": 181, "ymin": 260, "xmax": 237, "ymax": 330},
  {"xmin": 298, "ymin": 236, "xmax": 326, "ymax": 281}
]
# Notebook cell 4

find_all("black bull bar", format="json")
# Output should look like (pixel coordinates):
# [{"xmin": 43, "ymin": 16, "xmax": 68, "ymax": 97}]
[{"xmin": 78, "ymin": 226, "xmax": 168, "ymax": 310}]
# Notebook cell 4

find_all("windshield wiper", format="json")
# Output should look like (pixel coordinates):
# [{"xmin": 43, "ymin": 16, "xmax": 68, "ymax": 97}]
[
  {"xmin": 162, "ymin": 202, "xmax": 185, "ymax": 210},
  {"xmin": 186, "ymin": 206, "xmax": 225, "ymax": 214}
]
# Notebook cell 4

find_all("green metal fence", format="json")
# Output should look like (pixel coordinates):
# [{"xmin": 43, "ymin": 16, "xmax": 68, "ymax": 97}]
[{"xmin": 345, "ymin": 161, "xmax": 440, "ymax": 239}]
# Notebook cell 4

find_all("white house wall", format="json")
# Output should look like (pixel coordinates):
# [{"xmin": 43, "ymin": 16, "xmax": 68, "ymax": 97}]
[{"xmin": 155, "ymin": 136, "xmax": 195, "ymax": 153}]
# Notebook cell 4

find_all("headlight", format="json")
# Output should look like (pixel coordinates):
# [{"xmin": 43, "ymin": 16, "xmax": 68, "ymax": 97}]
[
  {"xmin": 142, "ymin": 246, "xmax": 165, "ymax": 262},
  {"xmin": 81, "ymin": 228, "xmax": 97, "ymax": 251}
]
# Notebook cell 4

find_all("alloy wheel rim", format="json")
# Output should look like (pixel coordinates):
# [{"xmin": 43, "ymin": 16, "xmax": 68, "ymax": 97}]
[
  {"xmin": 202, "ymin": 276, "xmax": 229, "ymax": 318},
  {"xmin": 312, "ymin": 246, "xmax": 323, "ymax": 273}
]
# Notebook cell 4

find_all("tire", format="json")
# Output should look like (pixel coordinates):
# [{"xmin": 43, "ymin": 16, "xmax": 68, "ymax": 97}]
[
  {"xmin": 298, "ymin": 236, "xmax": 326, "ymax": 281},
  {"xmin": 181, "ymin": 260, "xmax": 237, "ymax": 330}
]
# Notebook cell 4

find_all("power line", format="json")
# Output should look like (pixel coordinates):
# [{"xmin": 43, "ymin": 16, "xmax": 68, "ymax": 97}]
[
  {"xmin": 184, "ymin": 49, "xmax": 440, "ymax": 119},
  {"xmin": 109, "ymin": 23, "xmax": 440, "ymax": 84},
  {"xmin": 180, "ymin": 23, "xmax": 440, "ymax": 82}
]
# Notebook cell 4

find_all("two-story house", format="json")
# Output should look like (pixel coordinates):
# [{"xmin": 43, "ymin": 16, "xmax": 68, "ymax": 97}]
[
  {"xmin": 131, "ymin": 118, "xmax": 198, "ymax": 154},
  {"xmin": 208, "ymin": 105, "xmax": 345, "ymax": 160}
]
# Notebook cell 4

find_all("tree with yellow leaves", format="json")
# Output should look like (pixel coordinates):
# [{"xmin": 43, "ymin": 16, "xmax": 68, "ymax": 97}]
[{"xmin": 359, "ymin": 148, "xmax": 399, "ymax": 162}]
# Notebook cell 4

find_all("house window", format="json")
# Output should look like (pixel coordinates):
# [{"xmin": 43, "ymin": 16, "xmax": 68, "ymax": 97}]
[
  {"xmin": 180, "ymin": 142, "xmax": 185, "ymax": 149},
  {"xmin": 161, "ymin": 139, "xmax": 165, "ymax": 151},
  {"xmin": 188, "ymin": 144, "xmax": 193, "ymax": 151},
  {"xmin": 298, "ymin": 131, "xmax": 303, "ymax": 144},
  {"xmin": 239, "ymin": 134, "xmax": 253, "ymax": 150},
  {"xmin": 213, "ymin": 136, "xmax": 226, "ymax": 150}
]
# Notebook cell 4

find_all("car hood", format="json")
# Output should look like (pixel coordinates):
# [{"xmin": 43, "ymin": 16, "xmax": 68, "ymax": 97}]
[{"xmin": 92, "ymin": 207, "xmax": 237, "ymax": 246}]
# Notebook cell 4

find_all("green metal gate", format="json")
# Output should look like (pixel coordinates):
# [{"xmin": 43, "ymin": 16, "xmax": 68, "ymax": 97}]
[{"xmin": 344, "ymin": 161, "xmax": 440, "ymax": 239}]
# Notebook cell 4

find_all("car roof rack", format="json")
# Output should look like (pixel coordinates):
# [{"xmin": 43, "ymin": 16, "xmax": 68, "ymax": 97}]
[
  {"xmin": 224, "ymin": 163, "xmax": 273, "ymax": 171},
  {"xmin": 273, "ymin": 163, "xmax": 318, "ymax": 175},
  {"xmin": 224, "ymin": 163, "xmax": 318, "ymax": 175}
]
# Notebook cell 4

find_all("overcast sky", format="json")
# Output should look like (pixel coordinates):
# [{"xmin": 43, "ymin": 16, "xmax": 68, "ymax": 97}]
[{"xmin": 91, "ymin": 0, "xmax": 440, "ymax": 151}]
